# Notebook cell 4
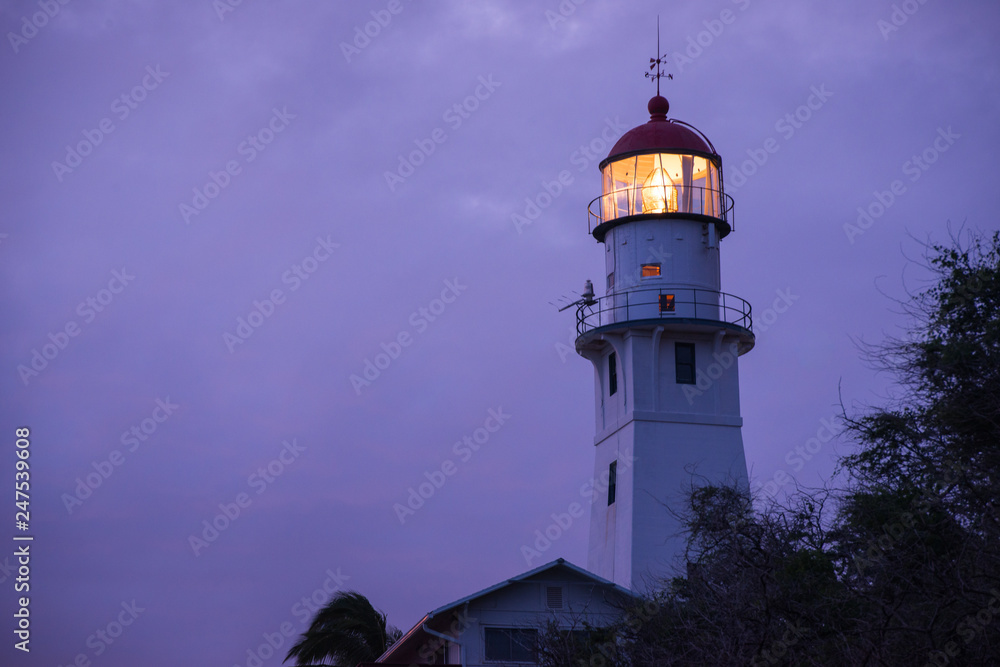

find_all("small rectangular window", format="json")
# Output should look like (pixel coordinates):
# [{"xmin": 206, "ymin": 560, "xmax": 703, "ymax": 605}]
[
  {"xmin": 608, "ymin": 352, "xmax": 617, "ymax": 396},
  {"xmin": 608, "ymin": 461, "xmax": 617, "ymax": 506},
  {"xmin": 607, "ymin": 272, "xmax": 615, "ymax": 290},
  {"xmin": 675, "ymin": 343, "xmax": 695, "ymax": 384},
  {"xmin": 641, "ymin": 264, "xmax": 661, "ymax": 278},
  {"xmin": 659, "ymin": 294, "xmax": 675, "ymax": 312}
]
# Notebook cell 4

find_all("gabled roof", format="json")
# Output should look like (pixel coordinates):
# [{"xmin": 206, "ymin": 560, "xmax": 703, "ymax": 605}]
[
  {"xmin": 377, "ymin": 558, "xmax": 634, "ymax": 664},
  {"xmin": 426, "ymin": 557, "xmax": 633, "ymax": 620}
]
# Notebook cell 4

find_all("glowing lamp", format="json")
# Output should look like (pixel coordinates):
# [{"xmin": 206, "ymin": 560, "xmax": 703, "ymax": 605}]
[{"xmin": 641, "ymin": 166, "xmax": 677, "ymax": 213}]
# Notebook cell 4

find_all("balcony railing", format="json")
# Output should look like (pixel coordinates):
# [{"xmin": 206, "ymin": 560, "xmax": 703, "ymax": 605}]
[
  {"xmin": 576, "ymin": 287, "xmax": 752, "ymax": 338},
  {"xmin": 588, "ymin": 185, "xmax": 734, "ymax": 234}
]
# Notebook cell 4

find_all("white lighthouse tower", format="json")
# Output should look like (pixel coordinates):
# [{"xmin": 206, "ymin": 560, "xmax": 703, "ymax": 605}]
[{"xmin": 575, "ymin": 86, "xmax": 754, "ymax": 592}]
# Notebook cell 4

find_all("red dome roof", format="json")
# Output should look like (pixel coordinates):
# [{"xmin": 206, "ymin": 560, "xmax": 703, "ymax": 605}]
[{"xmin": 606, "ymin": 96, "xmax": 716, "ymax": 160}]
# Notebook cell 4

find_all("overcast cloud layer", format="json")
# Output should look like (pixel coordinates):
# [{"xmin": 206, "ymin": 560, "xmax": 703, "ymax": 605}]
[{"xmin": 1, "ymin": 0, "xmax": 998, "ymax": 664}]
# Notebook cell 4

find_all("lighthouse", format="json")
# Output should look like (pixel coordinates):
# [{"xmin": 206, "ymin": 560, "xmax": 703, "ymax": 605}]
[{"xmin": 574, "ymin": 88, "xmax": 754, "ymax": 592}]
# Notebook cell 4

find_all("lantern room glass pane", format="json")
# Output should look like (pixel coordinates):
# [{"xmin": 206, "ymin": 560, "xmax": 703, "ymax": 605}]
[
  {"xmin": 604, "ymin": 156, "xmax": 636, "ymax": 218},
  {"xmin": 601, "ymin": 153, "xmax": 721, "ymax": 223}
]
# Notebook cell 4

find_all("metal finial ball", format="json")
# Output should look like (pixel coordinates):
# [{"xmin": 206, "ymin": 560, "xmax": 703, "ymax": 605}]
[{"xmin": 648, "ymin": 95, "xmax": 669, "ymax": 119}]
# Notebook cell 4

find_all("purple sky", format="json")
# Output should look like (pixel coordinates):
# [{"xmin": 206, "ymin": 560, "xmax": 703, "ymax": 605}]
[{"xmin": 2, "ymin": 0, "xmax": 999, "ymax": 664}]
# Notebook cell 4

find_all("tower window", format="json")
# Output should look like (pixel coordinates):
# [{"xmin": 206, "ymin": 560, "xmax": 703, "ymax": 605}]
[
  {"xmin": 608, "ymin": 461, "xmax": 617, "ymax": 506},
  {"xmin": 607, "ymin": 272, "xmax": 615, "ymax": 290},
  {"xmin": 675, "ymin": 343, "xmax": 696, "ymax": 384},
  {"xmin": 659, "ymin": 294, "xmax": 675, "ymax": 312},
  {"xmin": 608, "ymin": 352, "xmax": 617, "ymax": 396},
  {"xmin": 641, "ymin": 264, "xmax": 661, "ymax": 278}
]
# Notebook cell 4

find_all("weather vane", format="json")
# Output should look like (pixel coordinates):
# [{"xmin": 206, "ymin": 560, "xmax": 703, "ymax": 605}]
[{"xmin": 645, "ymin": 15, "xmax": 672, "ymax": 96}]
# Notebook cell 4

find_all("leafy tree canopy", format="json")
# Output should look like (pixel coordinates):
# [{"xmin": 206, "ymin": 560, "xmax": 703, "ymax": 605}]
[{"xmin": 285, "ymin": 591, "xmax": 402, "ymax": 667}]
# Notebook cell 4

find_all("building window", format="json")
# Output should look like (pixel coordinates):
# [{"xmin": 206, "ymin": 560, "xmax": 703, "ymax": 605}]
[
  {"xmin": 607, "ymin": 272, "xmax": 614, "ymax": 290},
  {"xmin": 675, "ymin": 343, "xmax": 695, "ymax": 384},
  {"xmin": 608, "ymin": 352, "xmax": 617, "ymax": 396},
  {"xmin": 641, "ymin": 264, "xmax": 661, "ymax": 278},
  {"xmin": 546, "ymin": 586, "xmax": 563, "ymax": 609},
  {"xmin": 659, "ymin": 293, "xmax": 675, "ymax": 312},
  {"xmin": 608, "ymin": 461, "xmax": 617, "ymax": 506},
  {"xmin": 484, "ymin": 628, "xmax": 537, "ymax": 662}
]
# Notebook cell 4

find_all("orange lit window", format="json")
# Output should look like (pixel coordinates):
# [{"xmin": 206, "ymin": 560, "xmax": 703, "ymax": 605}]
[
  {"xmin": 659, "ymin": 294, "xmax": 675, "ymax": 312},
  {"xmin": 642, "ymin": 264, "xmax": 661, "ymax": 278}
]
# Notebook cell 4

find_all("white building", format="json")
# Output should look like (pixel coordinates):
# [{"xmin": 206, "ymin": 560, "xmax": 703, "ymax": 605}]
[{"xmin": 371, "ymin": 559, "xmax": 631, "ymax": 666}]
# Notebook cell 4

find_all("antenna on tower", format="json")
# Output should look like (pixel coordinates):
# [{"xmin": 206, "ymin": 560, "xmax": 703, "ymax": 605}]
[
  {"xmin": 644, "ymin": 15, "xmax": 673, "ymax": 96},
  {"xmin": 551, "ymin": 280, "xmax": 596, "ymax": 312}
]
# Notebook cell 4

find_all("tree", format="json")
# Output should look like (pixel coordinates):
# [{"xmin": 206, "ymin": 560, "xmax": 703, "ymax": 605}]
[
  {"xmin": 618, "ymin": 486, "xmax": 847, "ymax": 666},
  {"xmin": 840, "ymin": 229, "xmax": 1000, "ymax": 516},
  {"xmin": 284, "ymin": 591, "xmax": 402, "ymax": 667},
  {"xmin": 831, "ymin": 229, "xmax": 1000, "ymax": 663},
  {"xmin": 534, "ymin": 617, "xmax": 627, "ymax": 667}
]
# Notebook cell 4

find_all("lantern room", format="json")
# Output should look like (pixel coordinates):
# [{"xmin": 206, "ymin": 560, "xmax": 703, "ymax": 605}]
[{"xmin": 589, "ymin": 95, "xmax": 733, "ymax": 242}]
